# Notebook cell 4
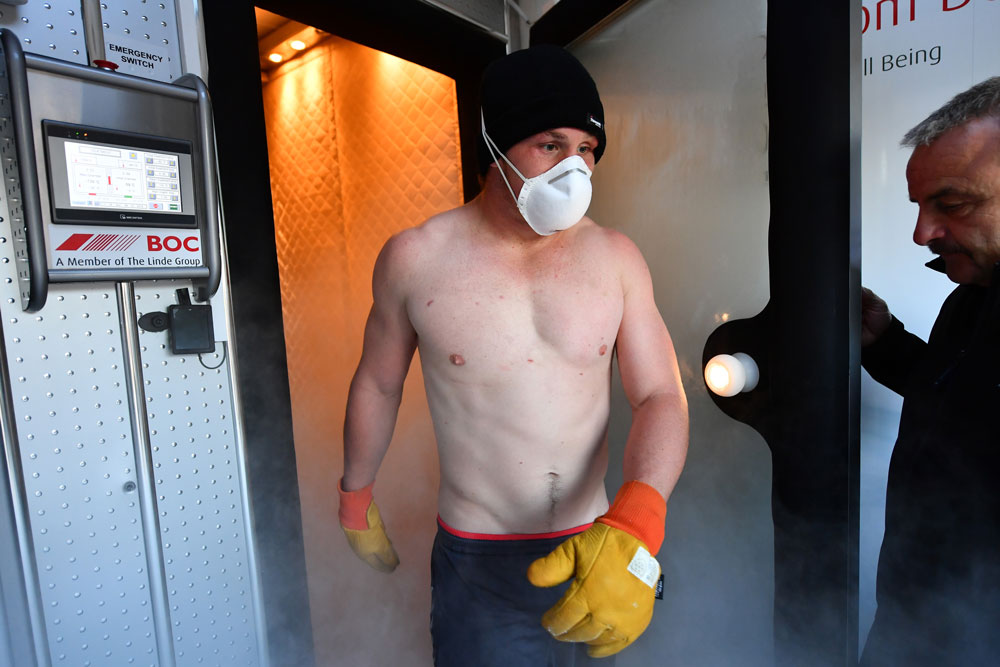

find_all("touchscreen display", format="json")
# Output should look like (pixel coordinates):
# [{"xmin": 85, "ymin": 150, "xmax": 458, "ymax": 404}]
[
  {"xmin": 64, "ymin": 141, "xmax": 183, "ymax": 213},
  {"xmin": 44, "ymin": 122, "xmax": 197, "ymax": 227}
]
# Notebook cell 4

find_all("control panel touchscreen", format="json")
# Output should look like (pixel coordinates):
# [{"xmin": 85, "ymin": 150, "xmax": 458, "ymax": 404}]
[{"xmin": 43, "ymin": 121, "xmax": 197, "ymax": 227}]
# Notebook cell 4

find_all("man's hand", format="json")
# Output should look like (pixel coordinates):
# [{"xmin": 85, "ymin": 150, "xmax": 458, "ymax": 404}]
[
  {"xmin": 527, "ymin": 480, "xmax": 666, "ymax": 658},
  {"xmin": 527, "ymin": 523, "xmax": 660, "ymax": 658},
  {"xmin": 862, "ymin": 287, "xmax": 892, "ymax": 347},
  {"xmin": 338, "ymin": 480, "xmax": 399, "ymax": 573}
]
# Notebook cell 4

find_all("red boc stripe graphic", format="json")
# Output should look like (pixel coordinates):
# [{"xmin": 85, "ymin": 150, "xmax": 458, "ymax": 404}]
[
  {"xmin": 56, "ymin": 233, "xmax": 93, "ymax": 251},
  {"xmin": 111, "ymin": 234, "xmax": 140, "ymax": 251},
  {"xmin": 55, "ymin": 233, "xmax": 141, "ymax": 252},
  {"xmin": 85, "ymin": 234, "xmax": 115, "ymax": 251}
]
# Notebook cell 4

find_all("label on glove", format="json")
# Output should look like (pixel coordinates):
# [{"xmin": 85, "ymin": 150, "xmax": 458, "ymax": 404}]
[{"xmin": 627, "ymin": 546, "xmax": 661, "ymax": 589}]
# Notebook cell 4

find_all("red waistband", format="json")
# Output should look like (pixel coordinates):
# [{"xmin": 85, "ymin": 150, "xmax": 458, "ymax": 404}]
[{"xmin": 437, "ymin": 515, "xmax": 592, "ymax": 541}]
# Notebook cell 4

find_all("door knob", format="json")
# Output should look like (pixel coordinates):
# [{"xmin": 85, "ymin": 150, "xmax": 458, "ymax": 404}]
[{"xmin": 704, "ymin": 353, "xmax": 759, "ymax": 397}]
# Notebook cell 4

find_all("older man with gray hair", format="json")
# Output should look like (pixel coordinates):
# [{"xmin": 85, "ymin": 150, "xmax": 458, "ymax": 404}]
[{"xmin": 861, "ymin": 76, "xmax": 1000, "ymax": 666}]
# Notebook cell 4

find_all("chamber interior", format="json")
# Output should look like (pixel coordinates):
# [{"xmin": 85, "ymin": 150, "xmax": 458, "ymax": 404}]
[{"xmin": 258, "ymin": 9, "xmax": 462, "ymax": 663}]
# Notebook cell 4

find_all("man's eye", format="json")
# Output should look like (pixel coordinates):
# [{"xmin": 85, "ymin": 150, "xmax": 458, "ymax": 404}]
[
  {"xmin": 541, "ymin": 143, "xmax": 558, "ymax": 151},
  {"xmin": 578, "ymin": 145, "xmax": 592, "ymax": 154},
  {"xmin": 937, "ymin": 201, "xmax": 968, "ymax": 212}
]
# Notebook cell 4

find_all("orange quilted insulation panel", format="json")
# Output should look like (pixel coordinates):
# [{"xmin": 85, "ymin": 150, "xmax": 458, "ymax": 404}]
[{"xmin": 262, "ymin": 34, "xmax": 462, "ymax": 663}]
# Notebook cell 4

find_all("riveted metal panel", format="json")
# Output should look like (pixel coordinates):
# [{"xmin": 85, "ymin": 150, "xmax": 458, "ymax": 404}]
[
  {"xmin": 135, "ymin": 283, "xmax": 260, "ymax": 667},
  {"xmin": 100, "ymin": 0, "xmax": 181, "ymax": 82},
  {"xmin": 0, "ymin": 280, "xmax": 161, "ymax": 666},
  {"xmin": 0, "ymin": 2, "xmax": 88, "ymax": 65}
]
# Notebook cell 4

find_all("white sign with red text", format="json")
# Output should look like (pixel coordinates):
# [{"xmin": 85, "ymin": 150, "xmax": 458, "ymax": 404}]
[{"xmin": 48, "ymin": 226, "xmax": 203, "ymax": 272}]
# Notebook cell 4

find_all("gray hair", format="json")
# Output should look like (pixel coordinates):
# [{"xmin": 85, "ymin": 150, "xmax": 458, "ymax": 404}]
[{"xmin": 901, "ymin": 76, "xmax": 1000, "ymax": 147}]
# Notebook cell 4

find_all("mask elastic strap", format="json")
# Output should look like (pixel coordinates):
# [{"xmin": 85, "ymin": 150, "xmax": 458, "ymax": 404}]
[{"xmin": 481, "ymin": 109, "xmax": 527, "ymax": 202}]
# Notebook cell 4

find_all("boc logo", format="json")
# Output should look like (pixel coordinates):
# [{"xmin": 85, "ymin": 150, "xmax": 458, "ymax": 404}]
[{"xmin": 147, "ymin": 235, "xmax": 199, "ymax": 252}]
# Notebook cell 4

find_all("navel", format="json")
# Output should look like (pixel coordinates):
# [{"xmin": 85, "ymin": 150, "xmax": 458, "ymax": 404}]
[{"xmin": 449, "ymin": 353, "xmax": 466, "ymax": 366}]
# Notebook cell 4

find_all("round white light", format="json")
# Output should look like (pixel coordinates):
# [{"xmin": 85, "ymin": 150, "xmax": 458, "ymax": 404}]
[
  {"xmin": 704, "ymin": 353, "xmax": 759, "ymax": 397},
  {"xmin": 268, "ymin": 52, "xmax": 283, "ymax": 63},
  {"xmin": 707, "ymin": 363, "xmax": 731, "ymax": 390},
  {"xmin": 289, "ymin": 39, "xmax": 306, "ymax": 50}
]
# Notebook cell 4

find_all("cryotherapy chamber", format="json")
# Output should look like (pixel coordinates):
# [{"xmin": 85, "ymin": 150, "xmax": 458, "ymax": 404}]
[
  {"xmin": 207, "ymin": 1, "xmax": 860, "ymax": 666},
  {"xmin": 0, "ymin": 4, "xmax": 302, "ymax": 664}
]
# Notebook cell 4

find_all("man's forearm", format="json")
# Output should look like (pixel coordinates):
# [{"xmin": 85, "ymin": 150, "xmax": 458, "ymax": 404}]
[
  {"xmin": 342, "ymin": 376, "xmax": 404, "ymax": 491},
  {"xmin": 621, "ymin": 391, "xmax": 689, "ymax": 502}
]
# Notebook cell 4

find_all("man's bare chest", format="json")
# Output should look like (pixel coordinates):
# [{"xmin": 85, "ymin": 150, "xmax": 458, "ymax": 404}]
[{"xmin": 407, "ymin": 259, "xmax": 624, "ymax": 373}]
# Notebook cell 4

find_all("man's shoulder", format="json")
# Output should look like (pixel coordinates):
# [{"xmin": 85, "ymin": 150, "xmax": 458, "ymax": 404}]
[
  {"xmin": 376, "ymin": 206, "xmax": 470, "ymax": 276},
  {"xmin": 930, "ymin": 282, "xmax": 990, "ymax": 339},
  {"xmin": 574, "ymin": 220, "xmax": 646, "ymax": 268}
]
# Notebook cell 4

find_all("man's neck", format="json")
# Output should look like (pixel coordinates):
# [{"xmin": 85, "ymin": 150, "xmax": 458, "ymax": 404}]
[{"xmin": 474, "ymin": 170, "xmax": 561, "ymax": 247}]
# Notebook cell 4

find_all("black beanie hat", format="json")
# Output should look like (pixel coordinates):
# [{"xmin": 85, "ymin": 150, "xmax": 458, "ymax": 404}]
[{"xmin": 479, "ymin": 45, "xmax": 606, "ymax": 175}]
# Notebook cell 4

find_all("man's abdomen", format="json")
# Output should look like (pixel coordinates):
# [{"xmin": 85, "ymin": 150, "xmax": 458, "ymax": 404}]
[{"xmin": 423, "ymin": 361, "xmax": 612, "ymax": 535}]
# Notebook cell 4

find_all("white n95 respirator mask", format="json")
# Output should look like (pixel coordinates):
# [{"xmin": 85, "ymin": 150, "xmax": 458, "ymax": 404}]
[{"xmin": 482, "ymin": 116, "xmax": 593, "ymax": 236}]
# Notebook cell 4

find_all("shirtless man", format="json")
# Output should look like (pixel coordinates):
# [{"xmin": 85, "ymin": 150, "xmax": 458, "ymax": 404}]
[{"xmin": 338, "ymin": 45, "xmax": 688, "ymax": 665}]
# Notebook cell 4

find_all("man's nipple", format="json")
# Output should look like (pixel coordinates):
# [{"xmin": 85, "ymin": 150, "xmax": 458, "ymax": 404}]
[{"xmin": 449, "ymin": 354, "xmax": 466, "ymax": 366}]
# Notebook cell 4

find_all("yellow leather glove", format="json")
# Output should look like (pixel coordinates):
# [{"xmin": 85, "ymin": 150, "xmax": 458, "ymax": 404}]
[
  {"xmin": 527, "ymin": 480, "xmax": 666, "ymax": 658},
  {"xmin": 338, "ymin": 479, "xmax": 399, "ymax": 573}
]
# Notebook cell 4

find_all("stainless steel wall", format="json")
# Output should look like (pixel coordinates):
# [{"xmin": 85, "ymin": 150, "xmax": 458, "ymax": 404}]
[
  {"xmin": 0, "ymin": 2, "xmax": 268, "ymax": 666},
  {"xmin": 572, "ymin": 0, "xmax": 774, "ymax": 664}
]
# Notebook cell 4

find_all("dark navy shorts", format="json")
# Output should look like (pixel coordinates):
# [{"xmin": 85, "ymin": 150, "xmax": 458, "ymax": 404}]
[{"xmin": 430, "ymin": 518, "xmax": 612, "ymax": 667}]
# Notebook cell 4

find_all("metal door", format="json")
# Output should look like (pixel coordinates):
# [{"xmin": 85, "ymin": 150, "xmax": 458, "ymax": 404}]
[
  {"xmin": 566, "ymin": 2, "xmax": 772, "ymax": 664},
  {"xmin": 539, "ymin": 0, "xmax": 861, "ymax": 664}
]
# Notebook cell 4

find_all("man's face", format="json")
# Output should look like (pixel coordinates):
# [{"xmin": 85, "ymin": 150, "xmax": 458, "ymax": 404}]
[
  {"xmin": 906, "ymin": 116, "xmax": 1000, "ymax": 286},
  {"xmin": 500, "ymin": 127, "xmax": 598, "ymax": 192}
]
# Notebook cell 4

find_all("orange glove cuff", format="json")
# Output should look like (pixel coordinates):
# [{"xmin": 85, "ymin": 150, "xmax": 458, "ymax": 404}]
[
  {"xmin": 596, "ymin": 480, "xmax": 667, "ymax": 555},
  {"xmin": 338, "ymin": 479, "xmax": 374, "ymax": 530}
]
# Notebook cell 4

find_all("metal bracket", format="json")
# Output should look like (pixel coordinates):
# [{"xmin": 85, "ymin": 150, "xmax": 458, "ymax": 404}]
[{"xmin": 0, "ymin": 29, "xmax": 47, "ymax": 312}]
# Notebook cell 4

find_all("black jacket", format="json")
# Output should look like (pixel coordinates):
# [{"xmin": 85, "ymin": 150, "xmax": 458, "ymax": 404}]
[{"xmin": 861, "ymin": 264, "xmax": 1000, "ymax": 666}]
